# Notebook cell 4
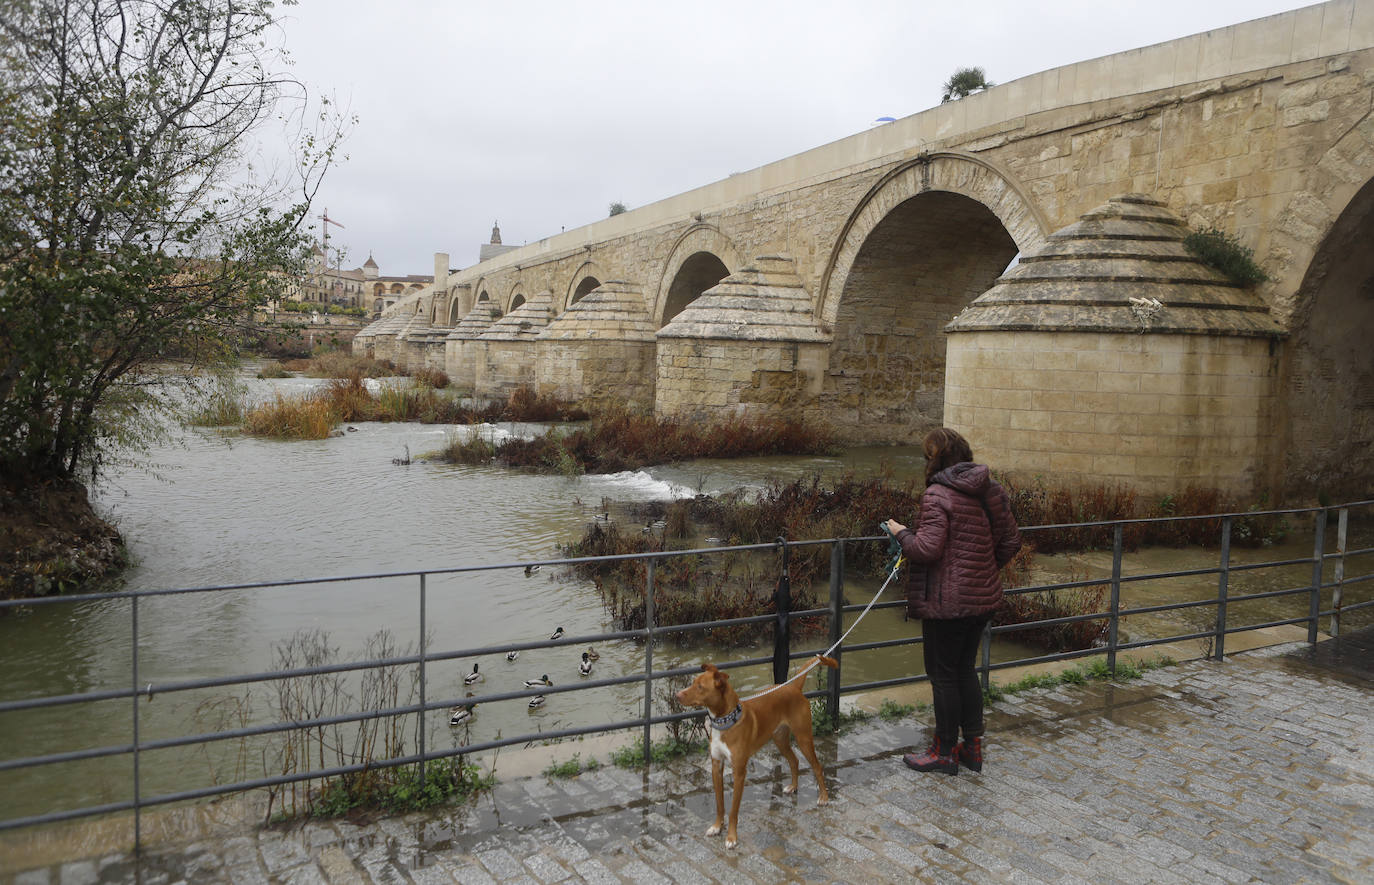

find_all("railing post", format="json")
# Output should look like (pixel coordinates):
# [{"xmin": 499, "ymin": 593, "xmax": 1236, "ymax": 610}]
[
  {"xmin": 1333, "ymin": 508, "xmax": 1348, "ymax": 638},
  {"xmin": 826, "ymin": 541, "xmax": 843, "ymax": 722},
  {"xmin": 1214, "ymin": 516, "xmax": 1232, "ymax": 661},
  {"xmin": 131, "ymin": 594, "xmax": 141, "ymax": 854},
  {"xmin": 1107, "ymin": 524, "xmax": 1122, "ymax": 675},
  {"xmin": 419, "ymin": 573, "xmax": 427, "ymax": 788},
  {"xmin": 1309, "ymin": 509, "xmax": 1327, "ymax": 646},
  {"xmin": 773, "ymin": 538, "xmax": 791, "ymax": 686},
  {"xmin": 643, "ymin": 557, "xmax": 656, "ymax": 765}
]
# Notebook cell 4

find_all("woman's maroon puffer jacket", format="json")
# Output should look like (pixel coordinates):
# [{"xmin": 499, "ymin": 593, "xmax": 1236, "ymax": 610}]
[{"xmin": 896, "ymin": 462, "xmax": 1022, "ymax": 620}]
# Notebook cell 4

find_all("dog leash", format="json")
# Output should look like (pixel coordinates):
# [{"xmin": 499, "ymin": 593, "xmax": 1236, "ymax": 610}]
[{"xmin": 739, "ymin": 552, "xmax": 904, "ymax": 702}]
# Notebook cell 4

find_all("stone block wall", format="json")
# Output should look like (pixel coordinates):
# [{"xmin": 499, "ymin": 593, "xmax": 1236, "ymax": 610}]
[
  {"xmin": 944, "ymin": 331, "xmax": 1279, "ymax": 497},
  {"xmin": 536, "ymin": 340, "xmax": 656, "ymax": 410},
  {"xmin": 656, "ymin": 340, "xmax": 827, "ymax": 422},
  {"xmin": 476, "ymin": 340, "xmax": 538, "ymax": 397},
  {"xmin": 445, "ymin": 339, "xmax": 479, "ymax": 391}
]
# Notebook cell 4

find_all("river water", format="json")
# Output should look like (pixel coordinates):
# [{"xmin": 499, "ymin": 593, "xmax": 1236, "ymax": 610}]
[{"xmin": 1, "ymin": 364, "xmax": 1368, "ymax": 821}]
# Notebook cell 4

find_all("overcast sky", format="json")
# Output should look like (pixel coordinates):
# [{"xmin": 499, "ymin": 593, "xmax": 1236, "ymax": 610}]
[{"xmin": 272, "ymin": 0, "xmax": 1315, "ymax": 276}]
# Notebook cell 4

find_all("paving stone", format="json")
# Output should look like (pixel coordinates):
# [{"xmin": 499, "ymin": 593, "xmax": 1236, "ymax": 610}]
[{"xmin": 57, "ymin": 860, "xmax": 98, "ymax": 885}]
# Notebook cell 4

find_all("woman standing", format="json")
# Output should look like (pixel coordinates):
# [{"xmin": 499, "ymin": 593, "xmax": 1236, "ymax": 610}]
[{"xmin": 885, "ymin": 428, "xmax": 1021, "ymax": 775}]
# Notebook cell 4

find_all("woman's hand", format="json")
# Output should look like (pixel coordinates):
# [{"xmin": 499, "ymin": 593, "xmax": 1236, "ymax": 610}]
[{"xmin": 885, "ymin": 519, "xmax": 907, "ymax": 535}]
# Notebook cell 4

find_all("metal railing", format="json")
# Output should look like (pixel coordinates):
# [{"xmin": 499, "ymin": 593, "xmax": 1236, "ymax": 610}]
[{"xmin": 1, "ymin": 500, "xmax": 1371, "ymax": 846}]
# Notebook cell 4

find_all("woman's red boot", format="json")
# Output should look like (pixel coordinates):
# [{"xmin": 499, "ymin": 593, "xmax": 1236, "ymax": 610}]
[
  {"xmin": 955, "ymin": 736, "xmax": 983, "ymax": 773},
  {"xmin": 903, "ymin": 737, "xmax": 958, "ymax": 775}
]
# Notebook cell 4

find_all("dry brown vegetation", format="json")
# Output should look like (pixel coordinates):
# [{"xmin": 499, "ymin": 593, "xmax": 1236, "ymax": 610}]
[
  {"xmin": 241, "ymin": 380, "xmax": 589, "ymax": 439},
  {"xmin": 439, "ymin": 404, "xmax": 837, "ymax": 474}
]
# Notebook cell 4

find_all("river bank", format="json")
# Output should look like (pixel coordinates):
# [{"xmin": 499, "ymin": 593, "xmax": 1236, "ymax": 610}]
[{"xmin": 0, "ymin": 477, "xmax": 125, "ymax": 602}]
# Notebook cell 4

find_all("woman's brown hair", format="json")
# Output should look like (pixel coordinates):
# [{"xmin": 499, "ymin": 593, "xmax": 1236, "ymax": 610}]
[{"xmin": 923, "ymin": 427, "xmax": 973, "ymax": 485}]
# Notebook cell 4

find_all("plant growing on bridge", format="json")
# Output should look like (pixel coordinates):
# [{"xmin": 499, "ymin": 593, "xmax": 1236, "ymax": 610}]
[
  {"xmin": 1183, "ymin": 227, "xmax": 1269, "ymax": 287},
  {"xmin": 608, "ymin": 201, "xmax": 628, "ymax": 216},
  {"xmin": 0, "ymin": 0, "xmax": 345, "ymax": 506},
  {"xmin": 941, "ymin": 66, "xmax": 994, "ymax": 102}
]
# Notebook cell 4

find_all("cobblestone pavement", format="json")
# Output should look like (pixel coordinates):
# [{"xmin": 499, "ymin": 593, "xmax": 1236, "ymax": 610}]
[{"xmin": 6, "ymin": 641, "xmax": 1373, "ymax": 884}]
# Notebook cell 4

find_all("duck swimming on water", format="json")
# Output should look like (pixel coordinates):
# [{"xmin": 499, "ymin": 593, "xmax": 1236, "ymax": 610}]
[
  {"xmin": 528, "ymin": 695, "xmax": 546, "ymax": 709},
  {"xmin": 463, "ymin": 663, "xmax": 483, "ymax": 685},
  {"xmin": 506, "ymin": 650, "xmax": 519, "ymax": 662},
  {"xmin": 579, "ymin": 652, "xmax": 593, "ymax": 676},
  {"xmin": 524, "ymin": 674, "xmax": 553, "ymax": 688},
  {"xmin": 449, "ymin": 701, "xmax": 476, "ymax": 725},
  {"xmin": 549, "ymin": 626, "xmax": 565, "ymax": 641},
  {"xmin": 585, "ymin": 647, "xmax": 600, "ymax": 661}
]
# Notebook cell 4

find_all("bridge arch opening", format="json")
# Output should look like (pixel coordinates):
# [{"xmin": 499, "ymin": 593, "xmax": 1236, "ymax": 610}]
[
  {"xmin": 509, "ymin": 292, "xmax": 526, "ymax": 312},
  {"xmin": 1284, "ymin": 175, "xmax": 1374, "ymax": 499},
  {"xmin": 824, "ymin": 190, "xmax": 1018, "ymax": 441},
  {"xmin": 662, "ymin": 252, "xmax": 729, "ymax": 326},
  {"xmin": 571, "ymin": 275, "xmax": 601, "ymax": 306}
]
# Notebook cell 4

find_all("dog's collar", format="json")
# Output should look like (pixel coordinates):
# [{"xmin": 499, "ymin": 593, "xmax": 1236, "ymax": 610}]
[{"xmin": 709, "ymin": 704, "xmax": 743, "ymax": 731}]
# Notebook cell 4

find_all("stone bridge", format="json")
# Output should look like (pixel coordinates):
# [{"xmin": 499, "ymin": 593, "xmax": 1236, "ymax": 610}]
[{"xmin": 357, "ymin": 0, "xmax": 1374, "ymax": 502}]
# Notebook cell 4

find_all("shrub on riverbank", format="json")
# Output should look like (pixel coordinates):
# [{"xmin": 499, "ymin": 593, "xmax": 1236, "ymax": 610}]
[
  {"xmin": 238, "ymin": 382, "xmax": 588, "ymax": 439},
  {"xmin": 439, "ymin": 406, "xmax": 837, "ymax": 474}
]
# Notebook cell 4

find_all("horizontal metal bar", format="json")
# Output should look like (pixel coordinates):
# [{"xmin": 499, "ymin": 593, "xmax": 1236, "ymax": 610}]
[
  {"xmin": 1222, "ymin": 615, "xmax": 1311, "ymax": 635},
  {"xmin": 1228, "ymin": 556, "xmax": 1315, "ymax": 574},
  {"xmin": 1117, "ymin": 597, "xmax": 1218, "ymax": 618},
  {"xmin": 0, "ymin": 800, "xmax": 138, "ymax": 833},
  {"xmin": 830, "ymin": 636, "xmax": 922, "ymax": 655},
  {"xmin": 1223, "ymin": 585, "xmax": 1314, "ymax": 605},
  {"xmin": 983, "ymin": 646, "xmax": 1105, "ymax": 672},
  {"xmin": 7, "ymin": 499, "xmax": 1370, "ymax": 612},
  {"xmin": 0, "ymin": 742, "xmax": 135, "ymax": 773},
  {"xmin": 839, "ymin": 673, "xmax": 930, "ymax": 694},
  {"xmin": 1119, "ymin": 566, "xmax": 1220, "ymax": 583},
  {"xmin": 989, "ymin": 610, "xmax": 1109, "ymax": 634}
]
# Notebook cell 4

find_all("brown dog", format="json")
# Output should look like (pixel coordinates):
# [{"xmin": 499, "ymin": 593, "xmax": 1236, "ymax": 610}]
[{"xmin": 676, "ymin": 656, "xmax": 837, "ymax": 849}]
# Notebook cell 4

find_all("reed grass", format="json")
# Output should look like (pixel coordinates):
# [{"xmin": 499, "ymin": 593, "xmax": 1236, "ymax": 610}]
[
  {"xmin": 255, "ymin": 362, "xmax": 292, "ymax": 379},
  {"xmin": 243, "ymin": 393, "xmax": 336, "ymax": 439},
  {"xmin": 440, "ymin": 405, "xmax": 836, "ymax": 474}
]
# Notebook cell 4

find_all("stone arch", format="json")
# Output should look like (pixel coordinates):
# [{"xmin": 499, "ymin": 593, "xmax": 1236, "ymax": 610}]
[
  {"xmin": 818, "ymin": 151, "xmax": 1048, "ymax": 327},
  {"xmin": 390, "ymin": 282, "xmax": 405, "ymax": 295},
  {"xmin": 447, "ymin": 295, "xmax": 465, "ymax": 326},
  {"xmin": 653, "ymin": 224, "xmax": 742, "ymax": 327},
  {"xmin": 506, "ymin": 282, "xmax": 527, "ymax": 314},
  {"xmin": 1280, "ymin": 173, "xmax": 1374, "ymax": 500},
  {"xmin": 815, "ymin": 152, "xmax": 1047, "ymax": 441},
  {"xmin": 564, "ymin": 260, "xmax": 606, "ymax": 311},
  {"xmin": 372, "ymin": 298, "xmax": 384, "ymax": 313}
]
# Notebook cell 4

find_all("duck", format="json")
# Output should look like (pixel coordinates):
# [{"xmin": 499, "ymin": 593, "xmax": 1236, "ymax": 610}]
[
  {"xmin": 549, "ymin": 626, "xmax": 565, "ymax": 641},
  {"xmin": 585, "ymin": 647, "xmax": 600, "ymax": 662},
  {"xmin": 578, "ymin": 652, "xmax": 593, "ymax": 676},
  {"xmin": 463, "ymin": 663, "xmax": 483, "ymax": 685},
  {"xmin": 524, "ymin": 565, "xmax": 541, "ymax": 576},
  {"xmin": 593, "ymin": 512, "xmax": 610, "ymax": 521},
  {"xmin": 527, "ymin": 695, "xmax": 546, "ymax": 709},
  {"xmin": 505, "ymin": 650, "xmax": 519, "ymax": 662},
  {"xmin": 448, "ymin": 702, "xmax": 476, "ymax": 726},
  {"xmin": 524, "ymin": 674, "xmax": 553, "ymax": 688}
]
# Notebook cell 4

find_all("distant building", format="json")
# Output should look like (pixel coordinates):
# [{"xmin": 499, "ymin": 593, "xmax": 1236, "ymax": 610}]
[
  {"xmin": 295, "ymin": 248, "xmax": 433, "ymax": 312},
  {"xmin": 479, "ymin": 221, "xmax": 519, "ymax": 263}
]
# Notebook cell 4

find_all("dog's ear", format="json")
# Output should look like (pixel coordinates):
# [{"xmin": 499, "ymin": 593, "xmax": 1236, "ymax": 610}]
[
  {"xmin": 700, "ymin": 662, "xmax": 717, "ymax": 674},
  {"xmin": 712, "ymin": 669, "xmax": 727, "ymax": 691}
]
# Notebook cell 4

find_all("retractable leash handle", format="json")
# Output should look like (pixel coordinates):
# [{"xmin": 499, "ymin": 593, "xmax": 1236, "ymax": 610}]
[{"xmin": 880, "ymin": 521, "xmax": 903, "ymax": 575}]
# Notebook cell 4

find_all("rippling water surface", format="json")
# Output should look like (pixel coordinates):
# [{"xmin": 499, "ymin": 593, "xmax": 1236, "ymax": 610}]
[{"xmin": 0, "ymin": 365, "xmax": 936, "ymax": 818}]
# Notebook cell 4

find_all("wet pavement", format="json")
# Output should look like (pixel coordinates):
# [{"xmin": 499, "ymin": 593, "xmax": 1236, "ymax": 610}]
[{"xmin": 4, "ymin": 637, "xmax": 1373, "ymax": 884}]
